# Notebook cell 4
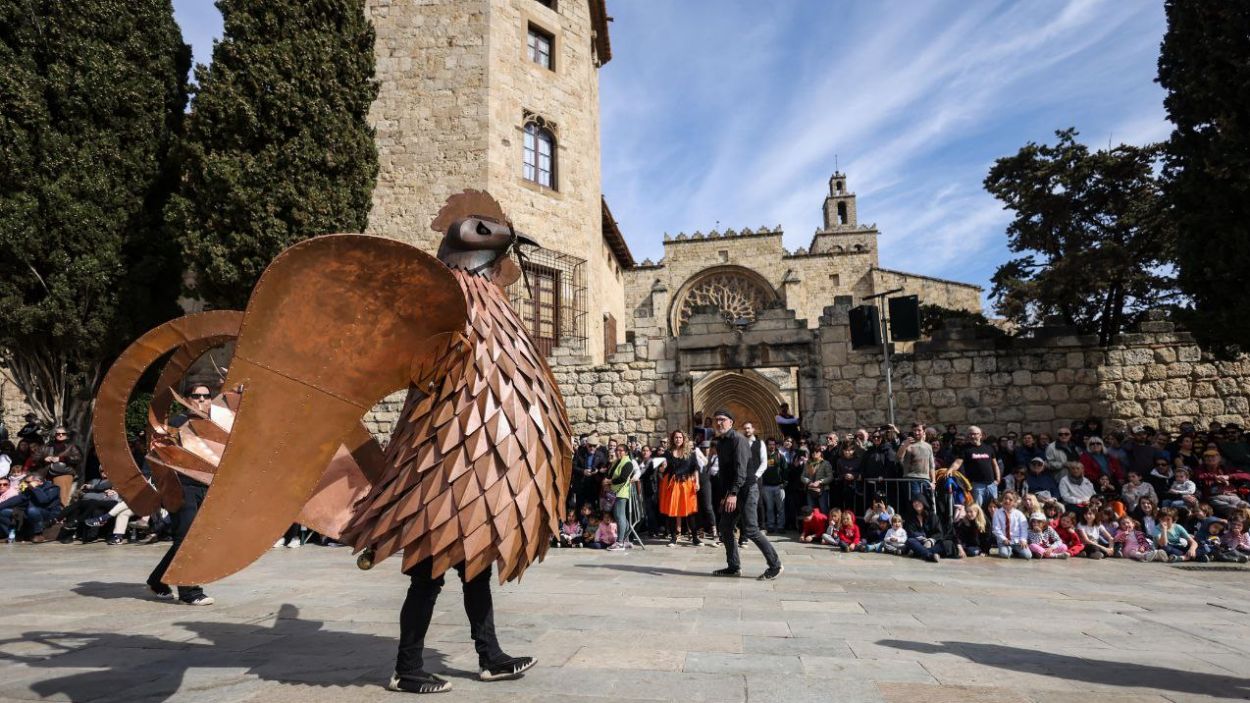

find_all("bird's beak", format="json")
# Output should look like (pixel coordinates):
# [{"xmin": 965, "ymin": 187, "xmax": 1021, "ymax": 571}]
[{"xmin": 512, "ymin": 229, "xmax": 540, "ymax": 249}]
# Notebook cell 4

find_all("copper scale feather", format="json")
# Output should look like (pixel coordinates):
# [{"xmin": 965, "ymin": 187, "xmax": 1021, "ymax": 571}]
[{"xmin": 341, "ymin": 268, "xmax": 575, "ymax": 584}]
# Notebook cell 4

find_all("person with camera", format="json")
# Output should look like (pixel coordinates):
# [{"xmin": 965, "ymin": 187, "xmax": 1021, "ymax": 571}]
[
  {"xmin": 38, "ymin": 427, "xmax": 81, "ymax": 508},
  {"xmin": 897, "ymin": 423, "xmax": 936, "ymax": 512}
]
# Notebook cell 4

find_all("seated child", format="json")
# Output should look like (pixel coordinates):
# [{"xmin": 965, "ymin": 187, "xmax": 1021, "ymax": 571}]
[
  {"xmin": 860, "ymin": 513, "xmax": 892, "ymax": 553},
  {"xmin": 882, "ymin": 515, "xmax": 908, "ymax": 555},
  {"xmin": 821, "ymin": 508, "xmax": 844, "ymax": 545},
  {"xmin": 954, "ymin": 503, "xmax": 988, "ymax": 557},
  {"xmin": 822, "ymin": 510, "xmax": 861, "ymax": 552},
  {"xmin": 1155, "ymin": 507, "xmax": 1196, "ymax": 562},
  {"xmin": 598, "ymin": 477, "xmax": 617, "ymax": 512},
  {"xmin": 1026, "ymin": 512, "xmax": 1069, "ymax": 559},
  {"xmin": 1076, "ymin": 506, "xmax": 1114, "ymax": 559},
  {"xmin": 558, "ymin": 509, "xmax": 583, "ymax": 548},
  {"xmin": 1042, "ymin": 500, "xmax": 1063, "ymax": 529},
  {"xmin": 992, "ymin": 491, "xmax": 1031, "ymax": 559},
  {"xmin": 1163, "ymin": 467, "xmax": 1197, "ymax": 509},
  {"xmin": 1054, "ymin": 511, "xmax": 1084, "ymax": 558},
  {"xmin": 1223, "ymin": 518, "xmax": 1250, "ymax": 557},
  {"xmin": 798, "ymin": 505, "xmax": 829, "ymax": 543},
  {"xmin": 1198, "ymin": 518, "xmax": 1248, "ymax": 563},
  {"xmin": 1115, "ymin": 515, "xmax": 1168, "ymax": 562},
  {"xmin": 587, "ymin": 510, "xmax": 617, "ymax": 549}
]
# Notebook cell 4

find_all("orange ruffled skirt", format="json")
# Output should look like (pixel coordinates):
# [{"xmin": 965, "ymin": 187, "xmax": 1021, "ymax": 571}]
[{"xmin": 659, "ymin": 474, "xmax": 698, "ymax": 517}]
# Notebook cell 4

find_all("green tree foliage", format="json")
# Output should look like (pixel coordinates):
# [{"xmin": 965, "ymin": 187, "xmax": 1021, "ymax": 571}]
[
  {"xmin": 984, "ymin": 129, "xmax": 1177, "ymax": 346},
  {"xmin": 167, "ymin": 0, "xmax": 380, "ymax": 309},
  {"xmin": 0, "ymin": 0, "xmax": 189, "ymax": 440},
  {"xmin": 919, "ymin": 304, "xmax": 996, "ymax": 337},
  {"xmin": 1158, "ymin": 1, "xmax": 1250, "ymax": 358}
]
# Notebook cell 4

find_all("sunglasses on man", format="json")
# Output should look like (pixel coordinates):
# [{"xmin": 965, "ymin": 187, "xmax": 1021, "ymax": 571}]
[{"xmin": 188, "ymin": 393, "xmax": 212, "ymax": 400}]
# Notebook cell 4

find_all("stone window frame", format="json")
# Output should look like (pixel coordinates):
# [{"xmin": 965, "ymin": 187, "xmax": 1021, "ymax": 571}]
[
  {"xmin": 521, "ymin": 112, "xmax": 558, "ymax": 190},
  {"xmin": 527, "ymin": 23, "xmax": 555, "ymax": 70}
]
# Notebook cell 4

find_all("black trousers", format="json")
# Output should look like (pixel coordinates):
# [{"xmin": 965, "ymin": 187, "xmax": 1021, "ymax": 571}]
[
  {"xmin": 396, "ymin": 558, "xmax": 505, "ymax": 676},
  {"xmin": 718, "ymin": 484, "xmax": 781, "ymax": 571},
  {"xmin": 147, "ymin": 479, "xmax": 206, "ymax": 602}
]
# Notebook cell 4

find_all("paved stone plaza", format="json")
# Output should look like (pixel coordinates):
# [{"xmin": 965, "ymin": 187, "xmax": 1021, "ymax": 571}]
[{"xmin": 1, "ymin": 537, "xmax": 1247, "ymax": 703}]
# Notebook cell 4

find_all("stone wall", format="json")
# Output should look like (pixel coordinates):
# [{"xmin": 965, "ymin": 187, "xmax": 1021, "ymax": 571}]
[
  {"xmin": 1, "ymin": 367, "xmax": 33, "ymax": 434},
  {"xmin": 814, "ymin": 309, "xmax": 1250, "ymax": 436}
]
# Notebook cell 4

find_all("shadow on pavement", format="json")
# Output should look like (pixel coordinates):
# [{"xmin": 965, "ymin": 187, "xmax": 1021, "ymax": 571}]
[
  {"xmin": 573, "ymin": 563, "xmax": 706, "ymax": 577},
  {"xmin": 879, "ymin": 639, "xmax": 1248, "ymax": 699},
  {"xmin": 0, "ymin": 597, "xmax": 455, "ymax": 702}
]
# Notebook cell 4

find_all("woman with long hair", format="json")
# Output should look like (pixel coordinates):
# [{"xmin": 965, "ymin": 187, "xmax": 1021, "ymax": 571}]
[{"xmin": 659, "ymin": 430, "xmax": 701, "ymax": 547}]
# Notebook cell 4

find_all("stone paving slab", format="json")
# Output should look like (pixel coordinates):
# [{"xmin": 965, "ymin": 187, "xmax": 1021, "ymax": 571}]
[{"xmin": 0, "ymin": 537, "xmax": 1248, "ymax": 702}]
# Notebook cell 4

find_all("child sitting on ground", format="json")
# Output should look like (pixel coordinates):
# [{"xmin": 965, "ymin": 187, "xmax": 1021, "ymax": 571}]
[
  {"xmin": 992, "ymin": 491, "xmax": 1031, "ymax": 559},
  {"xmin": 954, "ymin": 503, "xmax": 988, "ymax": 557},
  {"xmin": 1156, "ymin": 507, "xmax": 1196, "ymax": 562},
  {"xmin": 1197, "ymin": 518, "xmax": 1247, "ymax": 563},
  {"xmin": 1224, "ymin": 518, "xmax": 1250, "ymax": 557},
  {"xmin": 558, "ymin": 509, "xmax": 583, "ymax": 548},
  {"xmin": 882, "ymin": 515, "xmax": 908, "ymax": 555},
  {"xmin": 1115, "ymin": 515, "xmax": 1168, "ymax": 562},
  {"xmin": 1027, "ymin": 512, "xmax": 1070, "ymax": 559},
  {"xmin": 798, "ymin": 505, "xmax": 829, "ymax": 543},
  {"xmin": 821, "ymin": 508, "xmax": 844, "ymax": 546},
  {"xmin": 1077, "ymin": 507, "xmax": 1114, "ymax": 559},
  {"xmin": 1054, "ymin": 511, "xmax": 1084, "ymax": 558},
  {"xmin": 822, "ymin": 510, "xmax": 861, "ymax": 552},
  {"xmin": 860, "ymin": 513, "xmax": 892, "ymax": 553},
  {"xmin": 587, "ymin": 509, "xmax": 616, "ymax": 549},
  {"xmin": 1164, "ymin": 467, "xmax": 1197, "ymax": 509}
]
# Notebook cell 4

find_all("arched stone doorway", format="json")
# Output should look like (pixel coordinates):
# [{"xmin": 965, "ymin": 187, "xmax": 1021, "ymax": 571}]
[{"xmin": 692, "ymin": 369, "xmax": 787, "ymax": 440}]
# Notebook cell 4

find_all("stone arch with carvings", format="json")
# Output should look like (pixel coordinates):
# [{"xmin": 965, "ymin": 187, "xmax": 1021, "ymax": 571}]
[
  {"xmin": 692, "ymin": 369, "xmax": 786, "ymax": 440},
  {"xmin": 669, "ymin": 265, "xmax": 780, "ymax": 335}
]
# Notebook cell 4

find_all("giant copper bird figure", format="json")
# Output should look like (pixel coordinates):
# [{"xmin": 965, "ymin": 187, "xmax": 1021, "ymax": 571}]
[{"xmin": 93, "ymin": 190, "xmax": 574, "ymax": 691}]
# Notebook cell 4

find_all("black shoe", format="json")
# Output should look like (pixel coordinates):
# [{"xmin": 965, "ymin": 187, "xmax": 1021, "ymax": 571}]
[
  {"xmin": 480, "ymin": 656, "xmax": 536, "ymax": 681},
  {"xmin": 146, "ymin": 583, "xmax": 175, "ymax": 601},
  {"xmin": 712, "ymin": 567, "xmax": 740, "ymax": 577},
  {"xmin": 758, "ymin": 565, "xmax": 784, "ymax": 581},
  {"xmin": 387, "ymin": 671, "xmax": 452, "ymax": 694},
  {"xmin": 738, "ymin": 540, "xmax": 748, "ymax": 547},
  {"xmin": 106, "ymin": 535, "xmax": 124, "ymax": 546}
]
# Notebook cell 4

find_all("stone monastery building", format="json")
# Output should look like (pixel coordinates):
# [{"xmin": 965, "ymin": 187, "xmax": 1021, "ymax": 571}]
[{"xmin": 356, "ymin": 0, "xmax": 1023, "ymax": 442}]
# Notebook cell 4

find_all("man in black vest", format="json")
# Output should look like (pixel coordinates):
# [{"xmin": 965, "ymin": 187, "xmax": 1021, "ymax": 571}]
[{"xmin": 712, "ymin": 410, "xmax": 782, "ymax": 580}]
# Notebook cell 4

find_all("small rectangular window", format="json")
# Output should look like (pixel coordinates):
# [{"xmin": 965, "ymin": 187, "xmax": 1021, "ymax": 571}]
[
  {"xmin": 535, "ymin": 0, "xmax": 556, "ymax": 8},
  {"xmin": 527, "ymin": 25, "xmax": 553, "ymax": 70}
]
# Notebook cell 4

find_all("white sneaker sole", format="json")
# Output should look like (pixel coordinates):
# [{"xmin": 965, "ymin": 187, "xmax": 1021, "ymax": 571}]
[{"xmin": 479, "ymin": 658, "xmax": 536, "ymax": 681}]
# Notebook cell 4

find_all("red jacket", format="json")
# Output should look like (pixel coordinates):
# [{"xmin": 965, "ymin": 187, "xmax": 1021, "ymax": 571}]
[
  {"xmin": 801, "ymin": 510, "xmax": 828, "ymax": 539},
  {"xmin": 1055, "ymin": 525, "xmax": 1084, "ymax": 555},
  {"xmin": 1080, "ymin": 453, "xmax": 1124, "ymax": 484},
  {"xmin": 837, "ymin": 521, "xmax": 861, "ymax": 547}
]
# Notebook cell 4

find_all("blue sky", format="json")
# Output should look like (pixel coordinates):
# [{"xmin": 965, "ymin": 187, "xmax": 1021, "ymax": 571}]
[{"xmin": 171, "ymin": 1, "xmax": 1170, "ymax": 308}]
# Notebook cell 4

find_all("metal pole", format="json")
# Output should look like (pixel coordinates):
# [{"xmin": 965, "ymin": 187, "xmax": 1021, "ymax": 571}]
[{"xmin": 864, "ymin": 288, "xmax": 904, "ymax": 427}]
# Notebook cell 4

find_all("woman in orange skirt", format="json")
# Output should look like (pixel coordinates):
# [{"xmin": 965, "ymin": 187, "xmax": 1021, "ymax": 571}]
[{"xmin": 660, "ymin": 429, "xmax": 701, "ymax": 546}]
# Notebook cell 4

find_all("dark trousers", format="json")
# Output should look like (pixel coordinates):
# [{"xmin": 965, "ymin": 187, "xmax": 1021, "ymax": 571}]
[
  {"xmin": 397, "ymin": 558, "xmax": 505, "ymax": 675},
  {"xmin": 905, "ymin": 537, "xmax": 934, "ymax": 560},
  {"xmin": 147, "ymin": 480, "xmax": 207, "ymax": 602},
  {"xmin": 718, "ymin": 483, "xmax": 780, "ymax": 571},
  {"xmin": 697, "ymin": 477, "xmax": 717, "ymax": 537}
]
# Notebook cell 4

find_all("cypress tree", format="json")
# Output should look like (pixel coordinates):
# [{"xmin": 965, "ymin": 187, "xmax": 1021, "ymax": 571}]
[
  {"xmin": 0, "ymin": 0, "xmax": 190, "ymax": 438},
  {"xmin": 166, "ymin": 0, "xmax": 380, "ymax": 310},
  {"xmin": 1158, "ymin": 1, "xmax": 1250, "ymax": 357}
]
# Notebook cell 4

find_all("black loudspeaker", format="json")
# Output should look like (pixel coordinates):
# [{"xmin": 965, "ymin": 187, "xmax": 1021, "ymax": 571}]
[
  {"xmin": 888, "ymin": 295, "xmax": 921, "ymax": 342},
  {"xmin": 849, "ymin": 304, "xmax": 881, "ymax": 349}
]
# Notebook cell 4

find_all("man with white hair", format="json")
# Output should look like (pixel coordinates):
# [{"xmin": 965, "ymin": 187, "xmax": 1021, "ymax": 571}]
[{"xmin": 949, "ymin": 425, "xmax": 1000, "ymax": 510}]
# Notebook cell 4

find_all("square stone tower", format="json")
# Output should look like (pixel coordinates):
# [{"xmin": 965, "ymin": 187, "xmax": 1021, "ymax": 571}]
[{"xmin": 366, "ymin": 0, "xmax": 627, "ymax": 363}]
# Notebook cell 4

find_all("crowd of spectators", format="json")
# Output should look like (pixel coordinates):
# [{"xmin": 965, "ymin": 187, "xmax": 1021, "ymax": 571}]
[
  {"xmin": 5, "ymin": 406, "xmax": 1250, "ymax": 566},
  {"xmin": 564, "ymin": 409, "xmax": 1250, "ymax": 565}
]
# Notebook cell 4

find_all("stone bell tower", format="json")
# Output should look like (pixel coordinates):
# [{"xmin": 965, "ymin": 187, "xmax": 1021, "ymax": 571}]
[{"xmin": 822, "ymin": 171, "xmax": 857, "ymax": 231}]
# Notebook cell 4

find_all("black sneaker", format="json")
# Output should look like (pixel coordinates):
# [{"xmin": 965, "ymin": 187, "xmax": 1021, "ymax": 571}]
[
  {"xmin": 479, "ymin": 656, "xmax": 536, "ymax": 681},
  {"xmin": 712, "ymin": 567, "xmax": 740, "ymax": 577},
  {"xmin": 387, "ymin": 671, "xmax": 452, "ymax": 694},
  {"xmin": 146, "ymin": 583, "xmax": 175, "ymax": 601},
  {"xmin": 758, "ymin": 565, "xmax": 784, "ymax": 581},
  {"xmin": 182, "ymin": 594, "xmax": 215, "ymax": 606}
]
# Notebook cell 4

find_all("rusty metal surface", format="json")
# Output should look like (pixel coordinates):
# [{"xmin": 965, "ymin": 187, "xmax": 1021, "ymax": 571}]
[
  {"xmin": 92, "ymin": 311, "xmax": 243, "ymax": 516},
  {"xmin": 164, "ymin": 234, "xmax": 467, "ymax": 586},
  {"xmin": 342, "ymin": 268, "xmax": 575, "ymax": 585}
]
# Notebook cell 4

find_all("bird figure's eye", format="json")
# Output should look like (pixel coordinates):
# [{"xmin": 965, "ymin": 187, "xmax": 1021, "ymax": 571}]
[{"xmin": 476, "ymin": 221, "xmax": 491, "ymax": 236}]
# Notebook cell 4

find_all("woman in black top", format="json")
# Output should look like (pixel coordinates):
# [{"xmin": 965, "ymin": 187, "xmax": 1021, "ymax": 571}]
[
  {"xmin": 660, "ymin": 430, "xmax": 701, "ymax": 546},
  {"xmin": 902, "ymin": 498, "xmax": 942, "ymax": 562}
]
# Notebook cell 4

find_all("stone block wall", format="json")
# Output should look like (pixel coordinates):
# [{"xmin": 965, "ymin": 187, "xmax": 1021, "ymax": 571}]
[{"xmin": 1, "ymin": 367, "xmax": 33, "ymax": 433}]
